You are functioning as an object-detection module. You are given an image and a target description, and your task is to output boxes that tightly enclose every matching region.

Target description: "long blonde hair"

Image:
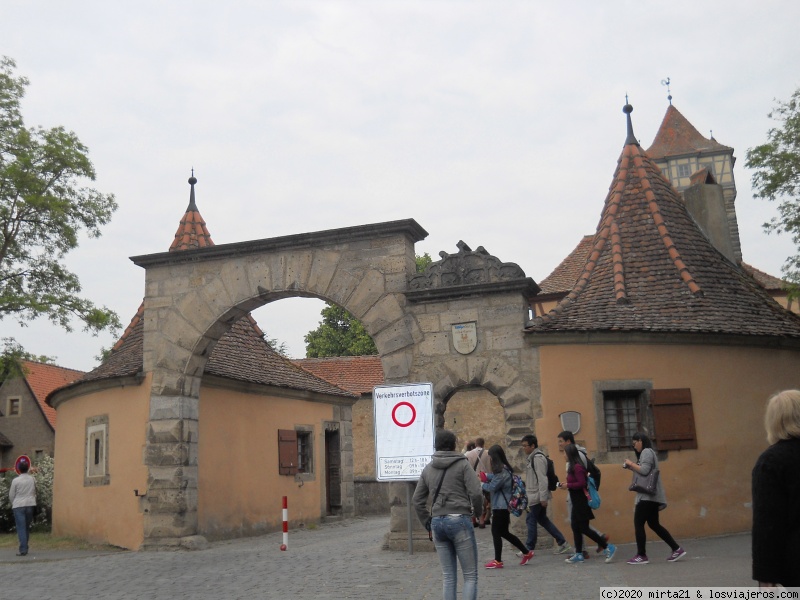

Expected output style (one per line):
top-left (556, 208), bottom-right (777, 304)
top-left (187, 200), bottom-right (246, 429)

top-left (764, 389), bottom-right (800, 445)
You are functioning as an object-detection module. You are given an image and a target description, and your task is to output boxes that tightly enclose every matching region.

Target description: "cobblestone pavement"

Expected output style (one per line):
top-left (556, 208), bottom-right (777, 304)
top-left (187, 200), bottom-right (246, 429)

top-left (0, 516), bottom-right (753, 600)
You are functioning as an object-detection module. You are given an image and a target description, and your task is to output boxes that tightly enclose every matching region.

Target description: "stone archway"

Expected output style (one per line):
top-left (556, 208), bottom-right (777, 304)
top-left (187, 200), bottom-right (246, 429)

top-left (131, 221), bottom-right (539, 547)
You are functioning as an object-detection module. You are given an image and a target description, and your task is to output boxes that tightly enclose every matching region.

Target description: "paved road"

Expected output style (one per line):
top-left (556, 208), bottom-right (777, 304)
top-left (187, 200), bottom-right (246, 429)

top-left (0, 516), bottom-right (754, 600)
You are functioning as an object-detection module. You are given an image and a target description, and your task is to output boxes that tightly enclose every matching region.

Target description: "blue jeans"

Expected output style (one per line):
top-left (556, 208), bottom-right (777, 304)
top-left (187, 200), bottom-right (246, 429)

top-left (13, 506), bottom-right (34, 554)
top-left (432, 514), bottom-right (478, 600)
top-left (526, 502), bottom-right (567, 550)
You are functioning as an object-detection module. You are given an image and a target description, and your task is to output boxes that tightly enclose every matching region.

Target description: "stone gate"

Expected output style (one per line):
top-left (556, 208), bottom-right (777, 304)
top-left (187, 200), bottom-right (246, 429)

top-left (131, 219), bottom-right (540, 547)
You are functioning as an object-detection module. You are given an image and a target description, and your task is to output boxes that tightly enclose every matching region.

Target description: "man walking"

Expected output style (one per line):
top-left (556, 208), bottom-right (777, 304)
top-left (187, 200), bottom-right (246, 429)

top-left (521, 435), bottom-right (571, 556)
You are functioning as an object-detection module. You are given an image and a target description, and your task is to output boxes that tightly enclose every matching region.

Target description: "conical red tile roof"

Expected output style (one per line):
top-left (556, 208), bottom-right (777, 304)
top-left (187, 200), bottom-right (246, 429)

top-left (646, 104), bottom-right (732, 160)
top-left (526, 107), bottom-right (800, 339)
top-left (68, 177), bottom-right (355, 400)
top-left (170, 176), bottom-right (213, 251)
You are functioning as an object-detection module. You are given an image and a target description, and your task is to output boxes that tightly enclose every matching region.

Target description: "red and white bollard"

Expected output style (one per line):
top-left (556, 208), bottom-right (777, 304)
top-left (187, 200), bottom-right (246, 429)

top-left (280, 496), bottom-right (288, 551)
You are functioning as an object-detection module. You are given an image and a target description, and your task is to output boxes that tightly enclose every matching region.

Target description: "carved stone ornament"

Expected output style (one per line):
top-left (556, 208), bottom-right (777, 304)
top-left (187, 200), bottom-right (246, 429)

top-left (408, 241), bottom-right (527, 291)
top-left (452, 322), bottom-right (477, 355)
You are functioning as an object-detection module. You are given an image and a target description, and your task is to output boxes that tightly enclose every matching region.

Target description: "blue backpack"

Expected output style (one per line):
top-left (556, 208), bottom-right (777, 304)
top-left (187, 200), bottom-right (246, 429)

top-left (503, 472), bottom-right (529, 517)
top-left (586, 475), bottom-right (601, 509)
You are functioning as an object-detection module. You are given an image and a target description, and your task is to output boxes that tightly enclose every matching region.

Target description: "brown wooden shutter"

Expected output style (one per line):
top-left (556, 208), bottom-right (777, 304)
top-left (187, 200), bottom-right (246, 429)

top-left (650, 388), bottom-right (697, 450)
top-left (278, 429), bottom-right (298, 475)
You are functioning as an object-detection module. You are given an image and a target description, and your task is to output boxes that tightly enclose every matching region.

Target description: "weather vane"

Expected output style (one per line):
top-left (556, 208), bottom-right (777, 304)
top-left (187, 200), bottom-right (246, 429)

top-left (661, 77), bottom-right (672, 105)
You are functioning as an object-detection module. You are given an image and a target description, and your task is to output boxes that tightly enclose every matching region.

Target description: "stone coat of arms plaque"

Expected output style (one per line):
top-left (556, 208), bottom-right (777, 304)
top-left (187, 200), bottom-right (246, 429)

top-left (452, 322), bottom-right (477, 355)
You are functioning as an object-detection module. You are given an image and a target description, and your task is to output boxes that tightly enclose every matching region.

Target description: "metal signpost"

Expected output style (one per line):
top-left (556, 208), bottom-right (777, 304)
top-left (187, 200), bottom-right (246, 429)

top-left (373, 382), bottom-right (434, 554)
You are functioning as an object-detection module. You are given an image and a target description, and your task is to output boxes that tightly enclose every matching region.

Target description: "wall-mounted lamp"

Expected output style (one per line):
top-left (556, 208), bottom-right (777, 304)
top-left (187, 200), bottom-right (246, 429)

top-left (134, 489), bottom-right (147, 497)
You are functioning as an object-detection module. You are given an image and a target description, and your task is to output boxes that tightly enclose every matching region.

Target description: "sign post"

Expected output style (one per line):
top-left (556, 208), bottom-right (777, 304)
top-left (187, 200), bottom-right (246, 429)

top-left (373, 382), bottom-right (435, 554)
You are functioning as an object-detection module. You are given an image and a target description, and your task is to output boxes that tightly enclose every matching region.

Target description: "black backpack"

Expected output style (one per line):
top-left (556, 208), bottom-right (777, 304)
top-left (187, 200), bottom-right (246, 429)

top-left (580, 450), bottom-right (602, 490)
top-left (545, 455), bottom-right (559, 492)
top-left (534, 451), bottom-right (559, 492)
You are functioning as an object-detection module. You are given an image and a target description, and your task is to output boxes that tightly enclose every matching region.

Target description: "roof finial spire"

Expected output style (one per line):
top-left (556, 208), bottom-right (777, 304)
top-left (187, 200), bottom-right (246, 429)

top-left (623, 99), bottom-right (638, 146)
top-left (188, 168), bottom-right (198, 211)
top-left (661, 77), bottom-right (672, 105)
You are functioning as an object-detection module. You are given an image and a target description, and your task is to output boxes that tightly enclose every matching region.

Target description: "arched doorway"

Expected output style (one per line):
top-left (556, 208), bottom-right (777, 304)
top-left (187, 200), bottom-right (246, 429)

top-left (132, 222), bottom-right (540, 547)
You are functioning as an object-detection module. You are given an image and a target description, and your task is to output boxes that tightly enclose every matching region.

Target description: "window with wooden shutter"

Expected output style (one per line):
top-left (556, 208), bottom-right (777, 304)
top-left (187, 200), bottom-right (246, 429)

top-left (651, 388), bottom-right (697, 450)
top-left (278, 429), bottom-right (298, 475)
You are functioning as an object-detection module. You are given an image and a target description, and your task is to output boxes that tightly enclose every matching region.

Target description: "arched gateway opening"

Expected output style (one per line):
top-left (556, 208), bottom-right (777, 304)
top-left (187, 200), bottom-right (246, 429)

top-left (131, 221), bottom-right (540, 548)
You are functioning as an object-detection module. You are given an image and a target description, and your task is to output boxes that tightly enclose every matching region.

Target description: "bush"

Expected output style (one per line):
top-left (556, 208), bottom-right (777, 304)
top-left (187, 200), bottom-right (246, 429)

top-left (0, 455), bottom-right (54, 533)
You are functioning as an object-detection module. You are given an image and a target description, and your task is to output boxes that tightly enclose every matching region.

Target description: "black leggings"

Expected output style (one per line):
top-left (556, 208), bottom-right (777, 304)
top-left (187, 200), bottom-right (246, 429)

top-left (571, 518), bottom-right (607, 553)
top-left (634, 500), bottom-right (679, 556)
top-left (491, 509), bottom-right (528, 561)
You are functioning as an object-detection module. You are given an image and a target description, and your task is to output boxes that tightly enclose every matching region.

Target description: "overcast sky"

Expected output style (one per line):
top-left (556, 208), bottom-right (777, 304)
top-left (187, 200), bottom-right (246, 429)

top-left (2, 1), bottom-right (799, 371)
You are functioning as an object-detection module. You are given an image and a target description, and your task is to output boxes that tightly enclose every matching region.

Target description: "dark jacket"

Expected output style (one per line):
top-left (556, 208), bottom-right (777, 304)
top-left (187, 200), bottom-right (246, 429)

top-left (752, 437), bottom-right (800, 586)
top-left (413, 451), bottom-right (484, 526)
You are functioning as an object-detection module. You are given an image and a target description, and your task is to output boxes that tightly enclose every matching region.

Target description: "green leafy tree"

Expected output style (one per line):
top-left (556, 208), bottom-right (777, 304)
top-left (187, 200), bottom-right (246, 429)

top-left (303, 254), bottom-right (433, 358)
top-left (265, 335), bottom-right (289, 357)
top-left (304, 304), bottom-right (378, 358)
top-left (0, 337), bottom-right (54, 385)
top-left (0, 56), bottom-right (121, 336)
top-left (416, 252), bottom-right (433, 273)
top-left (745, 88), bottom-right (800, 293)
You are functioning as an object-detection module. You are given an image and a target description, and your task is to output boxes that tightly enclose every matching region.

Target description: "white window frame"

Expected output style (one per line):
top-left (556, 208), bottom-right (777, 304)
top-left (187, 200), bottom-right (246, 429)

top-left (85, 415), bottom-right (110, 486)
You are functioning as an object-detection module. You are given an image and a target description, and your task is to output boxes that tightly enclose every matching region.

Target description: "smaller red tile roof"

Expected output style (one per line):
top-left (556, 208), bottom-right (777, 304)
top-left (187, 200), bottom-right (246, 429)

top-left (646, 105), bottom-right (732, 160)
top-left (169, 178), bottom-right (213, 251)
top-left (741, 262), bottom-right (787, 291)
top-left (21, 361), bottom-right (84, 428)
top-left (294, 356), bottom-right (384, 395)
top-left (537, 235), bottom-right (593, 295)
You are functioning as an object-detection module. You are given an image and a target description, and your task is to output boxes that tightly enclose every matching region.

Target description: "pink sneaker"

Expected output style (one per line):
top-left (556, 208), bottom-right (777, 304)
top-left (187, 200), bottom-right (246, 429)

top-left (485, 559), bottom-right (504, 569)
top-left (667, 548), bottom-right (686, 562)
top-left (519, 550), bottom-right (534, 566)
top-left (626, 554), bottom-right (649, 565)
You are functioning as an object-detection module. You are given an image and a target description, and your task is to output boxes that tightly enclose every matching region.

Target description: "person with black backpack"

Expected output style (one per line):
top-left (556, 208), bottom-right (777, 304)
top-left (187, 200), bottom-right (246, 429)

top-left (556, 430), bottom-right (610, 559)
top-left (521, 434), bottom-right (571, 557)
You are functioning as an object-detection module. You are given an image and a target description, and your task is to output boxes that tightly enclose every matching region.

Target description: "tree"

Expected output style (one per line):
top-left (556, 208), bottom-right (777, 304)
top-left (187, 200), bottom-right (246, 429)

top-left (0, 56), bottom-right (121, 335)
top-left (264, 335), bottom-right (289, 357)
top-left (0, 337), bottom-right (54, 384)
top-left (303, 254), bottom-right (434, 358)
top-left (416, 252), bottom-right (433, 273)
top-left (745, 88), bottom-right (800, 293)
top-left (304, 304), bottom-right (378, 358)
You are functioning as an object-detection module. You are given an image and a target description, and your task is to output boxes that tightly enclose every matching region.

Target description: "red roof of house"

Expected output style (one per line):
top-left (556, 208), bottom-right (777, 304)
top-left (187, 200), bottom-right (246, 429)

top-left (526, 107), bottom-right (800, 339)
top-left (537, 235), bottom-right (593, 295)
top-left (21, 360), bottom-right (84, 428)
top-left (294, 356), bottom-right (384, 395)
top-left (741, 262), bottom-right (787, 291)
top-left (68, 177), bottom-right (355, 401)
top-left (645, 104), bottom-right (732, 160)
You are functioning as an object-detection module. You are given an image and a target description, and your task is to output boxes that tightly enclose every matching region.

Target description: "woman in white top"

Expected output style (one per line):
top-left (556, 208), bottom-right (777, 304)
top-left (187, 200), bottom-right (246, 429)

top-left (9, 459), bottom-right (37, 556)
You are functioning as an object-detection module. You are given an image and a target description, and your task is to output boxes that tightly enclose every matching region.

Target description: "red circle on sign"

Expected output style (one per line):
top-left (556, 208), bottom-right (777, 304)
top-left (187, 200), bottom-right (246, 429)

top-left (15, 455), bottom-right (31, 474)
top-left (391, 402), bottom-right (416, 427)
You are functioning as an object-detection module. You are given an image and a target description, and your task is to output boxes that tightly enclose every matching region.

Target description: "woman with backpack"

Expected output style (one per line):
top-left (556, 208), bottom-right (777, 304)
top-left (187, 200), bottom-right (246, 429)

top-left (559, 443), bottom-right (616, 564)
top-left (479, 444), bottom-right (533, 568)
top-left (623, 432), bottom-right (685, 565)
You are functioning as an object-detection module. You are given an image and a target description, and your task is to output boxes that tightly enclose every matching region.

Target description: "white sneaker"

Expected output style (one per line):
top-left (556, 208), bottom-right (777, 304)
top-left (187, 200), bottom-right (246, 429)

top-left (554, 542), bottom-right (572, 555)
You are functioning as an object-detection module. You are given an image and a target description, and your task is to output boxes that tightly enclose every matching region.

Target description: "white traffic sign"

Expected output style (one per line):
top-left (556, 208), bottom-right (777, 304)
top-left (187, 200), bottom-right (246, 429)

top-left (373, 383), bottom-right (434, 481)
